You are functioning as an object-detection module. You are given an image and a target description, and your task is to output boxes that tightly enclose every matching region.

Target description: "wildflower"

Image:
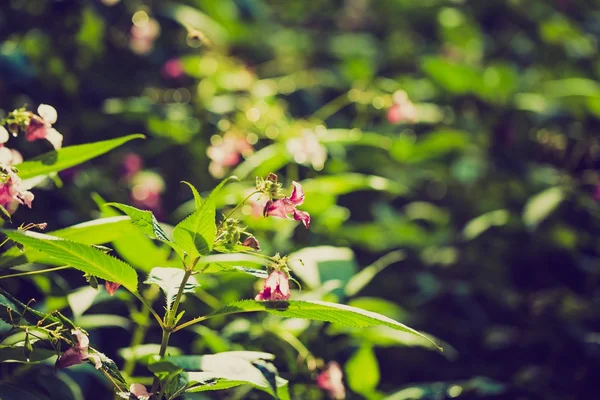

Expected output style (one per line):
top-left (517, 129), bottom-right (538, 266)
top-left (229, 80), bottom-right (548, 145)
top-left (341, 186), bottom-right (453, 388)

top-left (316, 361), bottom-right (346, 400)
top-left (121, 152), bottom-right (143, 181)
top-left (243, 236), bottom-right (260, 250)
top-left (207, 132), bottom-right (254, 178)
top-left (130, 171), bottom-right (165, 216)
top-left (0, 126), bottom-right (22, 166)
top-left (130, 17), bottom-right (160, 55)
top-left (162, 58), bottom-right (185, 79)
top-left (56, 329), bottom-right (102, 370)
top-left (264, 181), bottom-right (310, 228)
top-left (255, 270), bottom-right (290, 301)
top-left (0, 169), bottom-right (34, 210)
top-left (286, 129), bottom-right (327, 171)
top-left (118, 383), bottom-right (153, 400)
top-left (105, 281), bottom-right (121, 296)
top-left (387, 90), bottom-right (417, 125)
top-left (25, 104), bottom-right (63, 149)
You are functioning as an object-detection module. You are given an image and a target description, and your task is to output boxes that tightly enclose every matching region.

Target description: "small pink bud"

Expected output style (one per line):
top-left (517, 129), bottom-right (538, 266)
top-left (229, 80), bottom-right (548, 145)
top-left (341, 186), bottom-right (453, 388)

top-left (105, 281), bottom-right (121, 296)
top-left (243, 236), bottom-right (260, 250)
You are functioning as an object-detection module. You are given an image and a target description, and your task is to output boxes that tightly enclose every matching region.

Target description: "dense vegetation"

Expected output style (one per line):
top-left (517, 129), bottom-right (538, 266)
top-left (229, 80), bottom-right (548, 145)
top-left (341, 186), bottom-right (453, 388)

top-left (1, 0), bottom-right (599, 399)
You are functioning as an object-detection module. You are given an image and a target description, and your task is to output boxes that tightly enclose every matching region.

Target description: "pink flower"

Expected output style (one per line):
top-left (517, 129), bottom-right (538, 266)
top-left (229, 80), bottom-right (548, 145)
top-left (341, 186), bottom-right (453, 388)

top-left (387, 90), bottom-right (417, 125)
top-left (0, 126), bottom-right (23, 166)
top-left (105, 281), bottom-right (121, 296)
top-left (255, 270), bottom-right (290, 301)
top-left (0, 169), bottom-right (34, 211)
top-left (162, 58), bottom-right (185, 79)
top-left (263, 181), bottom-right (310, 228)
top-left (316, 361), bottom-right (346, 400)
top-left (207, 132), bottom-right (254, 178)
top-left (121, 153), bottom-right (143, 181)
top-left (130, 383), bottom-right (152, 399)
top-left (25, 104), bottom-right (63, 149)
top-left (130, 171), bottom-right (165, 216)
top-left (56, 329), bottom-right (102, 370)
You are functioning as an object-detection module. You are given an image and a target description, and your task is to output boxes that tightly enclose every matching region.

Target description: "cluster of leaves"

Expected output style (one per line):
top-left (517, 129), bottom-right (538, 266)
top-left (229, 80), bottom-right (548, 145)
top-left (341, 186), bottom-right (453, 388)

top-left (2, 0), bottom-right (600, 399)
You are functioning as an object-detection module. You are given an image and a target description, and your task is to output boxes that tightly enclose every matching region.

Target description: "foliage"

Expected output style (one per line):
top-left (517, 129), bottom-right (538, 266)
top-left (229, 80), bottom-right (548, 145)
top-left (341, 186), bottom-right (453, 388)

top-left (1, 0), bottom-right (599, 399)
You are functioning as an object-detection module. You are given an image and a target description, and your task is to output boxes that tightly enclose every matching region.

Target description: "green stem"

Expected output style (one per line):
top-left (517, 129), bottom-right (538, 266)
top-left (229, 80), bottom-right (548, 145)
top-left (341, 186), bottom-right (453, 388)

top-left (171, 315), bottom-right (207, 333)
top-left (150, 266), bottom-right (194, 397)
top-left (312, 91), bottom-right (351, 121)
top-left (0, 265), bottom-right (70, 280)
top-left (150, 329), bottom-right (172, 395)
top-left (218, 191), bottom-right (261, 230)
top-left (132, 291), bottom-right (164, 329)
top-left (123, 286), bottom-right (159, 377)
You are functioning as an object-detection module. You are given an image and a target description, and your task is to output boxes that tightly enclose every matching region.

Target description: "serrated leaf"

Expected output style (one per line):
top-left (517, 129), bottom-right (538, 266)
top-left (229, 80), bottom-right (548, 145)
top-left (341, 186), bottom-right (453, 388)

top-left (0, 287), bottom-right (76, 329)
top-left (16, 134), bottom-right (144, 180)
top-left (0, 216), bottom-right (134, 269)
top-left (0, 340), bottom-right (56, 363)
top-left (105, 203), bottom-right (170, 242)
top-left (203, 300), bottom-right (441, 351)
top-left (173, 177), bottom-right (237, 259)
top-left (182, 181), bottom-right (203, 209)
top-left (144, 267), bottom-right (199, 310)
top-left (150, 352), bottom-right (288, 399)
top-left (2, 230), bottom-right (138, 292)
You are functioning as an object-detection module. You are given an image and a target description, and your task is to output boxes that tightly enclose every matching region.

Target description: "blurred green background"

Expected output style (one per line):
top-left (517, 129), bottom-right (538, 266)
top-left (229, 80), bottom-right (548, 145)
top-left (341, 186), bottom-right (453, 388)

top-left (2, 0), bottom-right (600, 399)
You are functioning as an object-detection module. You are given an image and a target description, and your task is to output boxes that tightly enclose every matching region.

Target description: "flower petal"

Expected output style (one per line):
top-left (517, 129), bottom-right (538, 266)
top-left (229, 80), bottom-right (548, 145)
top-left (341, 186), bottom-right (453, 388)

top-left (293, 209), bottom-right (310, 229)
top-left (264, 199), bottom-right (292, 219)
top-left (38, 104), bottom-right (58, 124)
top-left (55, 346), bottom-right (86, 369)
top-left (45, 128), bottom-right (63, 150)
top-left (130, 383), bottom-right (152, 399)
top-left (0, 126), bottom-right (9, 144)
top-left (289, 181), bottom-right (305, 205)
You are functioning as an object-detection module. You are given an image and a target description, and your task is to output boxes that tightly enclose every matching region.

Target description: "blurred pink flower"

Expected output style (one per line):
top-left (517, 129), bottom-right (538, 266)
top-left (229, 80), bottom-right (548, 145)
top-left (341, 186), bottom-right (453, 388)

top-left (263, 181), bottom-right (310, 228)
top-left (255, 270), bottom-right (290, 301)
top-left (25, 104), bottom-right (63, 149)
top-left (130, 18), bottom-right (160, 55)
top-left (387, 91), bottom-right (417, 125)
top-left (121, 153), bottom-right (143, 181)
top-left (286, 130), bottom-right (327, 170)
top-left (56, 329), bottom-right (101, 370)
top-left (594, 185), bottom-right (600, 202)
top-left (162, 58), bottom-right (185, 79)
top-left (0, 169), bottom-right (34, 211)
top-left (207, 132), bottom-right (254, 178)
top-left (130, 171), bottom-right (165, 216)
top-left (105, 281), bottom-right (120, 296)
top-left (316, 361), bottom-right (346, 399)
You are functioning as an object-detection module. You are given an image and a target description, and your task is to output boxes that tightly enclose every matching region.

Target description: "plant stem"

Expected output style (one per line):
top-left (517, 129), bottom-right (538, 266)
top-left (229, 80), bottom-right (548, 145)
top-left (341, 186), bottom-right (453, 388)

top-left (217, 190), bottom-right (261, 231)
top-left (132, 291), bottom-right (164, 329)
top-left (171, 315), bottom-right (208, 333)
top-left (150, 329), bottom-right (172, 395)
top-left (0, 265), bottom-right (70, 280)
top-left (123, 286), bottom-right (159, 377)
top-left (312, 91), bottom-right (351, 121)
top-left (150, 266), bottom-right (194, 396)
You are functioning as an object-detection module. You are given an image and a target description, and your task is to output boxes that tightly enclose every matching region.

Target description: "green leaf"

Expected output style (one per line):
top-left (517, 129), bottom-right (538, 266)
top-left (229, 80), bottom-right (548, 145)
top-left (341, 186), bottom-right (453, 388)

top-left (182, 181), bottom-right (203, 209)
top-left (194, 253), bottom-right (268, 276)
top-left (0, 340), bottom-right (56, 363)
top-left (93, 194), bottom-right (174, 272)
top-left (0, 216), bottom-right (134, 269)
top-left (173, 177), bottom-right (237, 259)
top-left (0, 383), bottom-right (51, 400)
top-left (150, 352), bottom-right (288, 399)
top-left (145, 267), bottom-right (200, 310)
top-left (345, 251), bottom-right (405, 297)
top-left (289, 247), bottom-right (358, 296)
top-left (345, 344), bottom-right (380, 396)
top-left (522, 187), bottom-right (565, 229)
top-left (105, 202), bottom-right (184, 259)
top-left (2, 230), bottom-right (138, 292)
top-left (202, 300), bottom-right (441, 350)
top-left (16, 134), bottom-right (144, 180)
top-left (0, 287), bottom-right (76, 329)
top-left (118, 344), bottom-right (182, 365)
top-left (462, 210), bottom-right (510, 240)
